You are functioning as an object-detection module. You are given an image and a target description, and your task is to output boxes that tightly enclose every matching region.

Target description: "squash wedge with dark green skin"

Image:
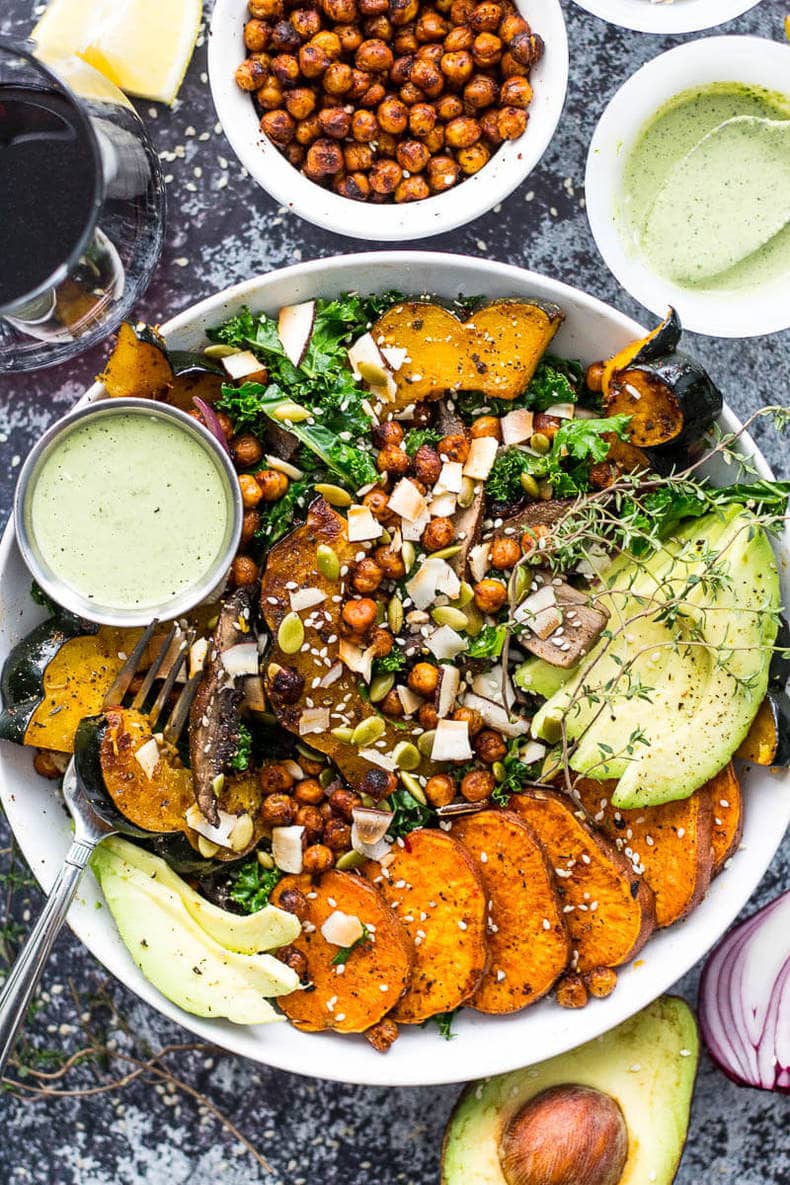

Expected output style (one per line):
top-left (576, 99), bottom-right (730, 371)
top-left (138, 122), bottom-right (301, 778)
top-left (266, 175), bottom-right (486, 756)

top-left (99, 321), bottom-right (225, 409)
top-left (0, 614), bottom-right (89, 746)
top-left (600, 307), bottom-right (682, 394)
top-left (735, 617), bottom-right (790, 767)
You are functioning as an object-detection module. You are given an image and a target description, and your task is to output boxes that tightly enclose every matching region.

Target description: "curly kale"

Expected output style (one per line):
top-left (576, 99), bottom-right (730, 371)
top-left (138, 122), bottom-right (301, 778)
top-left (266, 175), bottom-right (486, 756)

top-left (403, 427), bottom-right (441, 457)
top-left (457, 355), bottom-right (587, 420)
top-left (227, 858), bottom-right (282, 913)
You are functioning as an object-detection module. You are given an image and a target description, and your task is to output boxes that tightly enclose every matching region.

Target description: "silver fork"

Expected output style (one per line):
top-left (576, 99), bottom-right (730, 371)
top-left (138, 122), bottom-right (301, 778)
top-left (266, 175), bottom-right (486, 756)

top-left (0, 619), bottom-right (202, 1074)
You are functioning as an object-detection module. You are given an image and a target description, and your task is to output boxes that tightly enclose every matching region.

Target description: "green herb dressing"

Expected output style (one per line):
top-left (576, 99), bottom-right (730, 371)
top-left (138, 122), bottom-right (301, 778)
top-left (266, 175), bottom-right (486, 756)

top-left (621, 82), bottom-right (790, 291)
top-left (30, 412), bottom-right (230, 610)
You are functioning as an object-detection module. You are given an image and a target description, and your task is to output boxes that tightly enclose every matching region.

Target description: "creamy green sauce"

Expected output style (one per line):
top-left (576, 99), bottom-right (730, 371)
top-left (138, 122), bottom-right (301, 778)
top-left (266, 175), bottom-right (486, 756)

top-left (30, 412), bottom-right (231, 610)
top-left (621, 82), bottom-right (790, 292)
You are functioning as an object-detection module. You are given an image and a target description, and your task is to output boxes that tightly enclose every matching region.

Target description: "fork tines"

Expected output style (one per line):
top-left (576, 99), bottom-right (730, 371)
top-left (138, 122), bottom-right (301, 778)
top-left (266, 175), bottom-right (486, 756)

top-left (102, 619), bottom-right (201, 746)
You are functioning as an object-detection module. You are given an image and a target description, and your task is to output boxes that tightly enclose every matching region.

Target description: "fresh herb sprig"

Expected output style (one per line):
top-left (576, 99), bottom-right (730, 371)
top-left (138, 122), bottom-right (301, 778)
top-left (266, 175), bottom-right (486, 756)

top-left (230, 723), bottom-right (253, 772)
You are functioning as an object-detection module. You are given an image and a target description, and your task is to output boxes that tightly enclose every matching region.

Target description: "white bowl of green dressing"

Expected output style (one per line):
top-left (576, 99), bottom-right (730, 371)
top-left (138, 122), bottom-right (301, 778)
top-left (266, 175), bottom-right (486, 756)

top-left (572, 0), bottom-right (762, 36)
top-left (14, 399), bottom-right (243, 626)
top-left (585, 36), bottom-right (790, 337)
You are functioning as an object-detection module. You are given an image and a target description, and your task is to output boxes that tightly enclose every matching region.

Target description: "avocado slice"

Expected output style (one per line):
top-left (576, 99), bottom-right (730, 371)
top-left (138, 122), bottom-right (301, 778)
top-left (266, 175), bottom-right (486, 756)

top-left (532, 508), bottom-right (779, 807)
top-left (441, 996), bottom-right (698, 1185)
top-left (92, 841), bottom-right (300, 1024)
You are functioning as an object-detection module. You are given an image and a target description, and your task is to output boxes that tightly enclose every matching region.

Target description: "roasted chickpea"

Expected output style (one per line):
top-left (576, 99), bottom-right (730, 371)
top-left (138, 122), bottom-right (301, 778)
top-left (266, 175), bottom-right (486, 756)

top-left (238, 473), bottom-right (264, 507)
top-left (262, 792), bottom-right (297, 826)
top-left (277, 886), bottom-right (308, 919)
top-left (469, 415), bottom-right (499, 441)
top-left (216, 410), bottom-right (234, 438)
top-left (436, 93), bottom-right (463, 121)
top-left (235, 57), bottom-right (269, 90)
top-left (259, 762), bottom-right (296, 796)
top-left (490, 535), bottom-right (521, 570)
top-left (271, 19), bottom-right (301, 51)
top-left (427, 153), bottom-right (459, 191)
top-left (446, 115), bottom-right (482, 150)
top-left (364, 13), bottom-right (393, 37)
top-left (452, 706), bottom-right (485, 736)
top-left (302, 843), bottom-right (334, 875)
top-left (33, 749), bottom-right (65, 779)
top-left (373, 545), bottom-right (407, 578)
top-left (371, 419), bottom-right (405, 447)
top-left (510, 30), bottom-right (544, 67)
top-left (418, 702), bottom-right (439, 729)
top-left (463, 73), bottom-right (497, 108)
top-left (346, 66), bottom-right (373, 99)
top-left (318, 106), bottom-right (353, 138)
top-left (262, 107), bottom-right (297, 144)
top-left (585, 360), bottom-right (605, 393)
top-left (294, 777), bottom-right (325, 804)
top-left (500, 49), bottom-right (528, 78)
top-left (520, 522), bottom-right (551, 555)
top-left (499, 11), bottom-right (528, 41)
top-left (277, 944), bottom-right (309, 981)
top-left (271, 52), bottom-right (300, 85)
top-left (341, 597), bottom-right (378, 633)
top-left (399, 80), bottom-right (426, 105)
top-left (291, 8), bottom-right (322, 38)
top-left (376, 442), bottom-right (410, 474)
top-left (351, 557), bottom-right (384, 593)
top-left (533, 411), bottom-right (561, 440)
top-left (344, 141), bottom-right (374, 170)
top-left (253, 467), bottom-right (289, 501)
top-left (457, 140), bottom-right (490, 174)
top-left (359, 0), bottom-right (388, 11)
top-left (389, 0), bottom-right (419, 24)
top-left (295, 803), bottom-right (325, 843)
top-left (322, 0), bottom-right (358, 19)
top-left (473, 728), bottom-right (507, 763)
top-left (422, 515), bottom-right (453, 551)
top-left (249, 0), bottom-right (283, 17)
top-left (393, 23), bottom-right (418, 51)
top-left (363, 488), bottom-right (395, 523)
top-left (556, 973), bottom-right (589, 1010)
top-left (497, 104), bottom-right (527, 140)
top-left (359, 80), bottom-right (387, 107)
top-left (396, 138), bottom-right (430, 172)
top-left (284, 140), bottom-right (305, 165)
top-left (586, 966), bottom-right (618, 999)
top-left (460, 769), bottom-right (495, 802)
top-left (437, 431), bottom-right (470, 462)
top-left (408, 661), bottom-right (440, 696)
top-left (378, 96), bottom-right (409, 133)
top-left (500, 74), bottom-right (532, 108)
top-left (479, 106), bottom-right (503, 144)
top-left (269, 663), bottom-right (305, 705)
top-left (424, 773), bottom-right (456, 806)
top-left (351, 108), bottom-right (379, 141)
top-left (472, 32), bottom-right (502, 67)
top-left (474, 577), bottom-right (507, 613)
top-left (328, 786), bottom-right (363, 820)
top-left (295, 113), bottom-right (321, 143)
top-left (244, 19), bottom-right (272, 51)
top-left (380, 688), bottom-right (405, 717)
top-left (407, 101), bottom-right (436, 136)
top-left (299, 42), bottom-right (331, 77)
top-left (284, 86), bottom-right (317, 118)
top-left (416, 9), bottom-right (448, 40)
top-left (410, 57), bottom-right (443, 96)
top-left (321, 61), bottom-right (353, 95)
top-left (417, 42), bottom-right (444, 65)
top-left (450, 0), bottom-right (475, 21)
top-left (336, 22), bottom-right (364, 52)
top-left (335, 172), bottom-right (371, 200)
top-left (390, 53), bottom-right (415, 85)
top-left (471, 1), bottom-right (502, 30)
top-left (440, 49), bottom-right (473, 85)
top-left (360, 767), bottom-right (398, 801)
top-left (305, 137), bottom-right (344, 176)
top-left (369, 625), bottom-right (394, 657)
top-left (230, 554), bottom-right (259, 587)
top-left (323, 817), bottom-right (352, 851)
top-left (313, 29), bottom-right (343, 57)
top-left (413, 443), bottom-right (443, 484)
top-left (355, 37), bottom-right (394, 71)
top-left (241, 507), bottom-right (261, 545)
top-left (230, 433), bottom-right (265, 469)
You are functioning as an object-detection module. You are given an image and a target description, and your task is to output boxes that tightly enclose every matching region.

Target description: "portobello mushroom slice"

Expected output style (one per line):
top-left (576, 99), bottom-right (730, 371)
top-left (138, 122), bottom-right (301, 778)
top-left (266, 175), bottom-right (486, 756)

top-left (517, 579), bottom-right (610, 669)
top-left (189, 584), bottom-right (259, 825)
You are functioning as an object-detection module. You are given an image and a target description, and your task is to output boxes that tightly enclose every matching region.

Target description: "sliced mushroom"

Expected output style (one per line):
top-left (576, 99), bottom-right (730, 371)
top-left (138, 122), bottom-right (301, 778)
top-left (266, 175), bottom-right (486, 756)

top-left (520, 578), bottom-right (609, 668)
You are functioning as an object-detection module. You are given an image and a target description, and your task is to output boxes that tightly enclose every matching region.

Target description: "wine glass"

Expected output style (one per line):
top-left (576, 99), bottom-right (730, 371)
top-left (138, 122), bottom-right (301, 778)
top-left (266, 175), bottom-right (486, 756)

top-left (0, 39), bottom-right (165, 372)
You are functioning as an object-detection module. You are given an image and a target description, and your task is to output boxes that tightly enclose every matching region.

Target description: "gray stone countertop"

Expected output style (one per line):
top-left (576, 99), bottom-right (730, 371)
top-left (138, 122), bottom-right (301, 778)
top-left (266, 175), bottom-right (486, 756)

top-left (0, 1), bottom-right (788, 1182)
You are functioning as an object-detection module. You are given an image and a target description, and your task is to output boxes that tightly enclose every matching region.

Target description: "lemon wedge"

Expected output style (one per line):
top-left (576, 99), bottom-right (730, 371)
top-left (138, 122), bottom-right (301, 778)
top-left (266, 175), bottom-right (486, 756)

top-left (33, 0), bottom-right (202, 105)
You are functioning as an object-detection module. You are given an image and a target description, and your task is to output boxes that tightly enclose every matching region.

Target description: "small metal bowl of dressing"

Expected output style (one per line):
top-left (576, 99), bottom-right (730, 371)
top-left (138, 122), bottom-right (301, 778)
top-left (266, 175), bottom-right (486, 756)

top-left (14, 398), bottom-right (243, 626)
top-left (585, 36), bottom-right (790, 338)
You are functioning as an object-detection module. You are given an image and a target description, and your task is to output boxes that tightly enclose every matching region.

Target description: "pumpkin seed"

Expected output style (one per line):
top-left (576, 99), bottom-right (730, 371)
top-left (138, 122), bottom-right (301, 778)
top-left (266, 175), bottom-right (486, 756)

top-left (351, 716), bottom-right (386, 747)
top-left (331, 726), bottom-right (354, 743)
top-left (399, 771), bottom-right (427, 803)
top-left (319, 767), bottom-right (336, 788)
top-left (316, 543), bottom-right (340, 582)
top-left (314, 483), bottom-right (352, 507)
top-left (519, 472), bottom-right (541, 498)
top-left (387, 594), bottom-right (404, 634)
top-left (335, 850), bottom-right (366, 870)
top-left (464, 604), bottom-right (484, 637)
top-left (417, 729), bottom-right (436, 757)
top-left (370, 672), bottom-right (395, 703)
top-left (538, 480), bottom-right (554, 501)
top-left (203, 343), bottom-right (239, 359)
top-left (458, 476), bottom-right (477, 508)
top-left (429, 544), bottom-right (463, 561)
top-left (277, 611), bottom-right (304, 654)
top-left (256, 849), bottom-right (275, 869)
top-left (492, 761), bottom-right (507, 783)
top-left (392, 741), bottom-right (420, 771)
top-left (295, 741), bottom-right (324, 763)
top-left (454, 581), bottom-right (474, 608)
top-left (376, 600), bottom-right (386, 625)
top-left (401, 540), bottom-right (416, 573)
top-left (530, 432), bottom-right (551, 454)
top-left (197, 835), bottom-right (220, 858)
top-left (513, 565), bottom-right (530, 602)
top-left (272, 401), bottom-right (312, 423)
top-left (360, 793), bottom-right (378, 808)
top-left (379, 527), bottom-right (392, 545)
top-left (431, 606), bottom-right (468, 630)
top-left (540, 711), bottom-right (563, 745)
top-left (228, 811), bottom-right (254, 852)
top-left (212, 773), bottom-right (225, 796)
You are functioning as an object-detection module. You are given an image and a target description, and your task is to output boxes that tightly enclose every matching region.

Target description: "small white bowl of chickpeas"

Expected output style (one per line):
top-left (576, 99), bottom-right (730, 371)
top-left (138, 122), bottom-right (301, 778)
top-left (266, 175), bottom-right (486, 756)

top-left (208, 0), bottom-right (568, 239)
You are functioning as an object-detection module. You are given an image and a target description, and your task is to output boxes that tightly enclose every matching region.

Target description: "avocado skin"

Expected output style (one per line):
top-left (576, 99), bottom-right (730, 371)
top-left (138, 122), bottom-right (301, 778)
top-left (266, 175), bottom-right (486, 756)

top-left (441, 996), bottom-right (699, 1185)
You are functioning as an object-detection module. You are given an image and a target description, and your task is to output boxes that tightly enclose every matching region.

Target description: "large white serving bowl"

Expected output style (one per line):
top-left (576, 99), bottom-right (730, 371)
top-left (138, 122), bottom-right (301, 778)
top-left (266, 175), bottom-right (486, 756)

top-left (1, 252), bottom-right (788, 1087)
top-left (208, 0), bottom-right (568, 240)
top-left (571, 0), bottom-right (761, 36)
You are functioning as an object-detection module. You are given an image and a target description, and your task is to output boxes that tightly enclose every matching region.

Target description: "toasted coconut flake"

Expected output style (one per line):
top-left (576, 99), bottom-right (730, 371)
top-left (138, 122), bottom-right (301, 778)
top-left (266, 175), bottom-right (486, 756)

top-left (265, 453), bottom-right (304, 480)
top-left (380, 345), bottom-right (408, 371)
top-left (272, 825), bottom-right (305, 873)
top-left (351, 822), bottom-right (392, 862)
top-left (436, 460), bottom-right (464, 494)
top-left (469, 542), bottom-right (492, 584)
top-left (189, 637), bottom-right (209, 678)
top-left (462, 436), bottom-right (498, 481)
top-left (401, 509), bottom-right (431, 541)
top-left (358, 748), bottom-right (397, 771)
top-left (299, 707), bottom-right (331, 735)
top-left (242, 674), bottom-right (267, 712)
top-left (437, 664), bottom-right (461, 718)
top-left (426, 625), bottom-right (467, 661)
top-left (278, 300), bottom-right (316, 366)
top-left (289, 587), bottom-right (326, 612)
top-left (429, 490), bottom-right (458, 518)
top-left (186, 802), bottom-right (236, 848)
top-left (462, 691), bottom-right (529, 738)
top-left (519, 739), bottom-right (547, 764)
top-left (501, 408), bottom-right (535, 446)
top-left (221, 350), bottom-right (265, 380)
top-left (221, 642), bottom-right (260, 679)
top-left (320, 662), bottom-right (343, 688)
top-left (388, 478), bottom-right (428, 523)
top-left (321, 909), bottom-right (365, 947)
top-left (431, 718), bottom-right (473, 761)
top-left (352, 806), bottom-right (392, 845)
top-left (396, 685), bottom-right (424, 715)
top-left (347, 505), bottom-right (384, 542)
top-left (544, 401), bottom-right (575, 419)
top-left (133, 736), bottom-right (160, 781)
top-left (515, 586), bottom-right (562, 639)
top-left (339, 638), bottom-right (375, 684)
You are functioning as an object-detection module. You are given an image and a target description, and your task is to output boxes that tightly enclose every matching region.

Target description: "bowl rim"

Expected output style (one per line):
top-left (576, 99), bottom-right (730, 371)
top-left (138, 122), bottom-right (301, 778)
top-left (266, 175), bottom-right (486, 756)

top-left (584, 35), bottom-right (790, 338)
top-left (1, 250), bottom-right (788, 1086)
top-left (570, 0), bottom-right (762, 35)
top-left (206, 0), bottom-right (569, 241)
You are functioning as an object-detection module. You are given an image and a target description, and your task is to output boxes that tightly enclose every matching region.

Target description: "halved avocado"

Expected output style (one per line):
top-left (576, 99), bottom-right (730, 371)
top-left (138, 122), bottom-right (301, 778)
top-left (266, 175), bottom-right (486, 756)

top-left (441, 996), bottom-right (698, 1185)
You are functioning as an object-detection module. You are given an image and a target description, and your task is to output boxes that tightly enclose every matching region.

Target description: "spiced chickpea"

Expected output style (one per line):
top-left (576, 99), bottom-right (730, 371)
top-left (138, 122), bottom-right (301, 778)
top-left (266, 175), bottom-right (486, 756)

top-left (262, 793), bottom-right (297, 826)
top-left (500, 49), bottom-right (528, 78)
top-left (461, 769), bottom-right (495, 802)
top-left (378, 96), bottom-right (409, 133)
top-left (586, 966), bottom-right (618, 999)
top-left (556, 973), bottom-right (588, 1010)
top-left (271, 53), bottom-right (300, 85)
top-left (472, 32), bottom-right (501, 67)
top-left (490, 535), bottom-right (521, 570)
top-left (521, 522), bottom-right (550, 555)
top-left (359, 0), bottom-right (387, 11)
top-left (299, 42), bottom-right (331, 77)
top-left (295, 803), bottom-right (324, 843)
top-left (463, 73), bottom-right (497, 108)
top-left (391, 54), bottom-right (415, 85)
top-left (277, 888), bottom-right (308, 920)
top-left (323, 817), bottom-right (352, 851)
top-left (373, 545), bottom-right (407, 578)
top-left (427, 153), bottom-right (459, 191)
top-left (244, 19), bottom-right (272, 51)
top-left (268, 661), bottom-right (305, 709)
top-left (499, 11), bottom-right (528, 41)
top-left (328, 787), bottom-right (362, 820)
top-left (216, 411), bottom-right (234, 438)
top-left (322, 0), bottom-right (357, 19)
top-left (336, 22), bottom-right (364, 52)
top-left (452, 706), bottom-right (484, 737)
top-left (376, 442), bottom-right (410, 474)
top-left (500, 74), bottom-right (532, 108)
top-left (305, 137), bottom-right (344, 176)
top-left (474, 577), bottom-right (507, 613)
top-left (474, 728), bottom-right (507, 763)
top-left (255, 467), bottom-right (290, 501)
top-left (417, 43), bottom-right (444, 67)
top-left (470, 1), bottom-right (501, 31)
top-left (356, 38), bottom-right (393, 71)
top-left (480, 107), bottom-right (503, 144)
top-left (394, 26), bottom-right (419, 53)
top-left (377, 131), bottom-right (400, 156)
top-left (318, 106), bottom-right (352, 137)
top-left (533, 411), bottom-right (561, 438)
top-left (351, 108), bottom-right (379, 141)
top-left (271, 20), bottom-right (301, 51)
top-left (230, 433), bottom-right (264, 468)
top-left (249, 0), bottom-right (283, 17)
top-left (346, 67), bottom-right (372, 99)
top-left (294, 777), bottom-right (325, 804)
top-left (436, 92), bottom-right (463, 120)
top-left (303, 844), bottom-right (334, 875)
top-left (437, 431), bottom-right (470, 462)
top-left (351, 557), bottom-right (384, 594)
top-left (389, 0), bottom-right (419, 24)
top-left (417, 702), bottom-right (439, 729)
top-left (344, 141), bottom-right (373, 170)
top-left (236, 57), bottom-right (269, 90)
top-left (261, 107), bottom-right (296, 145)
top-left (322, 61), bottom-right (353, 94)
top-left (380, 688), bottom-right (405, 717)
top-left (238, 473), bottom-right (264, 508)
top-left (369, 626), bottom-right (394, 657)
top-left (413, 443), bottom-right (442, 484)
top-left (585, 360), bottom-right (605, 392)
top-left (363, 488), bottom-right (395, 523)
top-left (408, 101), bottom-right (436, 135)
top-left (470, 414), bottom-right (500, 440)
top-left (399, 81), bottom-right (426, 105)
top-left (291, 8), bottom-right (322, 38)
top-left (396, 138), bottom-right (430, 172)
top-left (341, 597), bottom-right (378, 633)
top-left (408, 661), bottom-right (440, 696)
top-left (295, 113), bottom-right (321, 143)
top-left (449, 0), bottom-right (475, 21)
top-left (313, 29), bottom-right (343, 57)
top-left (422, 515), bottom-right (454, 551)
top-left (284, 85), bottom-right (317, 118)
top-left (410, 58), bottom-right (444, 97)
top-left (359, 80), bottom-right (386, 107)
top-left (360, 767), bottom-right (398, 801)
top-left (278, 945), bottom-right (309, 981)
top-left (445, 114), bottom-right (480, 148)
top-left (440, 49), bottom-right (473, 85)
top-left (33, 750), bottom-right (64, 779)
top-left (364, 14), bottom-right (393, 37)
top-left (497, 104), bottom-right (527, 140)
top-left (510, 31), bottom-right (544, 67)
top-left (416, 9), bottom-right (448, 40)
top-left (335, 172), bottom-right (371, 200)
top-left (259, 762), bottom-right (296, 796)
top-left (240, 508), bottom-right (261, 546)
top-left (457, 140), bottom-right (490, 174)
top-left (230, 555), bottom-right (259, 587)
top-left (424, 773), bottom-right (456, 807)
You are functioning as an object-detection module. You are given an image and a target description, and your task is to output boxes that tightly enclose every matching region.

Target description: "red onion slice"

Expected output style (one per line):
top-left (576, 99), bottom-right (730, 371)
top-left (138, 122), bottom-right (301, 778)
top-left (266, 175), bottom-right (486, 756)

top-left (699, 889), bottom-right (790, 1093)
top-left (193, 396), bottom-right (231, 455)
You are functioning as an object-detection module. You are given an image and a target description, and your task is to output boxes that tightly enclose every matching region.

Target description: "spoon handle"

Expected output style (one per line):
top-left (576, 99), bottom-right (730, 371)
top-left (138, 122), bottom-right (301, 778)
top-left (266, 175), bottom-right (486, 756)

top-left (0, 837), bottom-right (97, 1075)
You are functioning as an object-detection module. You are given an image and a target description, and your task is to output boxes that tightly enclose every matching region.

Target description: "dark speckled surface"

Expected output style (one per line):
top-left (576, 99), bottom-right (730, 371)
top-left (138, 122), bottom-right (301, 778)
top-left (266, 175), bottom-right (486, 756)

top-left (1, 1), bottom-right (788, 1182)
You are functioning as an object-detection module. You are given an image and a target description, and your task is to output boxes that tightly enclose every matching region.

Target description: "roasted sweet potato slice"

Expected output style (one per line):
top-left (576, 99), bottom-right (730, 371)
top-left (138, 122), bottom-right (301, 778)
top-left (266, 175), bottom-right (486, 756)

top-left (372, 299), bottom-right (563, 405)
top-left (574, 779), bottom-right (714, 928)
top-left (509, 790), bottom-right (655, 974)
top-left (705, 763), bottom-right (743, 874)
top-left (260, 497), bottom-right (435, 791)
top-left (450, 811), bottom-right (570, 1013)
top-left (270, 871), bottom-right (412, 1033)
top-left (361, 829), bottom-right (488, 1023)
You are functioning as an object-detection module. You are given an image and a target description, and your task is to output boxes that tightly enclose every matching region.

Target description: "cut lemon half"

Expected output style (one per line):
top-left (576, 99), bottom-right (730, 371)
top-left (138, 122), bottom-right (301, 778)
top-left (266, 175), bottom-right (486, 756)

top-left (33, 0), bottom-right (202, 105)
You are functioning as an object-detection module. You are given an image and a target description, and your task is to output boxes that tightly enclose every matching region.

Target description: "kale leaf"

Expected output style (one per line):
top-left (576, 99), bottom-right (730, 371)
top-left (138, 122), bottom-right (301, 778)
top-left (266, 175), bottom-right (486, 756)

top-left (227, 858), bottom-right (282, 913)
top-left (374, 650), bottom-right (407, 674)
top-left (403, 427), bottom-right (441, 457)
top-left (386, 788), bottom-right (436, 838)
top-left (230, 723), bottom-right (252, 772)
top-left (457, 355), bottom-right (586, 419)
top-left (465, 624), bottom-right (507, 659)
top-left (255, 476), bottom-right (313, 547)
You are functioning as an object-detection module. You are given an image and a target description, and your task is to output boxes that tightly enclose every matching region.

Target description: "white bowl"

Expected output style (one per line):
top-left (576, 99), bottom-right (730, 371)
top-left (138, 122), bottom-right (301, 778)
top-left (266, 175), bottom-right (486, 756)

top-left (571, 0), bottom-right (761, 35)
top-left (1, 252), bottom-right (788, 1086)
top-left (585, 36), bottom-right (790, 338)
top-left (207, 0), bottom-right (568, 240)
